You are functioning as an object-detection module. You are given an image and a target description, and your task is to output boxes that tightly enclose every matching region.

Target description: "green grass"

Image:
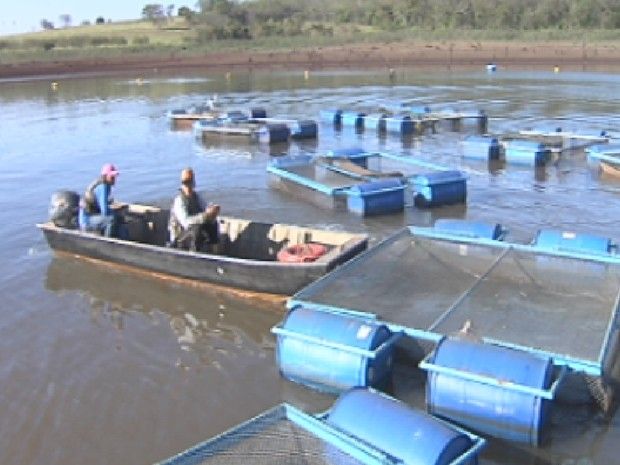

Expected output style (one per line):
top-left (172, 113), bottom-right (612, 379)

top-left (2, 19), bottom-right (620, 66)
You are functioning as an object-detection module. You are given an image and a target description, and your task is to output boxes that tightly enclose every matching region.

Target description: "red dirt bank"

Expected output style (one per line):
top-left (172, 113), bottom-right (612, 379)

top-left (1, 40), bottom-right (619, 79)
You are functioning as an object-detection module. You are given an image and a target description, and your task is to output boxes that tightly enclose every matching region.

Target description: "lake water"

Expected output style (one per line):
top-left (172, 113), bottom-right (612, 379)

top-left (1, 67), bottom-right (620, 465)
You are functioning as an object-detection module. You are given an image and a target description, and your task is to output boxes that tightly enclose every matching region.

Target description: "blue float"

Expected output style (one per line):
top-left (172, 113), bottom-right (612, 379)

top-left (320, 109), bottom-right (343, 125)
top-left (249, 107), bottom-right (267, 119)
top-left (341, 111), bottom-right (366, 128)
top-left (423, 337), bottom-right (554, 445)
top-left (412, 171), bottom-right (467, 208)
top-left (347, 178), bottom-right (406, 216)
top-left (364, 113), bottom-right (388, 132)
top-left (327, 388), bottom-right (481, 465)
top-left (462, 135), bottom-right (501, 160)
top-left (433, 219), bottom-right (505, 240)
top-left (288, 120), bottom-right (318, 139)
top-left (533, 229), bottom-right (613, 256)
top-left (273, 307), bottom-right (398, 392)
top-left (385, 114), bottom-right (415, 134)
top-left (257, 123), bottom-right (291, 144)
top-left (503, 140), bottom-right (551, 166)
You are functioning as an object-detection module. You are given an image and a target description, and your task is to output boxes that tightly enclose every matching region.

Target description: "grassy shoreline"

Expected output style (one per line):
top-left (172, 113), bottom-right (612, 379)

top-left (2, 22), bottom-right (620, 78)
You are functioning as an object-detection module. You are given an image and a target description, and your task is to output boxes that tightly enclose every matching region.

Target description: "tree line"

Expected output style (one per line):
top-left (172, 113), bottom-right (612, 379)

top-left (170, 0), bottom-right (620, 40)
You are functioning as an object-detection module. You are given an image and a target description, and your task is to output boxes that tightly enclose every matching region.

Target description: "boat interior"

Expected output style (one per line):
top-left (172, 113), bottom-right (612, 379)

top-left (113, 204), bottom-right (364, 262)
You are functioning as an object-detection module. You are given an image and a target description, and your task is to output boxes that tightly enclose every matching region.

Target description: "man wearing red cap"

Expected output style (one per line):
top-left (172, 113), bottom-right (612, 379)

top-left (168, 167), bottom-right (220, 251)
top-left (78, 163), bottom-right (124, 237)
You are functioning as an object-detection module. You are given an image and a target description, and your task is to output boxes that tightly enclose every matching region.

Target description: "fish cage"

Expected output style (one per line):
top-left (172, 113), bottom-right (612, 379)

top-left (290, 226), bottom-right (620, 444)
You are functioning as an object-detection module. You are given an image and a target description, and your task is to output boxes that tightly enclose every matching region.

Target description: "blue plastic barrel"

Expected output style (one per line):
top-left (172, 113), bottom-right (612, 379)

top-left (275, 307), bottom-right (395, 392)
top-left (426, 338), bottom-right (553, 445)
top-left (320, 109), bottom-right (343, 125)
top-left (288, 120), bottom-right (318, 139)
top-left (328, 389), bottom-right (476, 465)
top-left (347, 178), bottom-right (405, 216)
top-left (258, 123), bottom-right (291, 144)
top-left (433, 219), bottom-right (504, 240)
top-left (533, 229), bottom-right (612, 256)
top-left (385, 115), bottom-right (415, 134)
top-left (341, 111), bottom-right (366, 128)
top-left (364, 113), bottom-right (387, 132)
top-left (503, 140), bottom-right (550, 166)
top-left (462, 135), bottom-right (500, 160)
top-left (249, 107), bottom-right (267, 119)
top-left (412, 171), bottom-right (467, 208)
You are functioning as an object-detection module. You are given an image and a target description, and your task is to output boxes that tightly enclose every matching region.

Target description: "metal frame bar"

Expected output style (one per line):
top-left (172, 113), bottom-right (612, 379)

top-left (272, 323), bottom-right (402, 359)
top-left (267, 165), bottom-right (349, 195)
top-left (419, 352), bottom-right (567, 400)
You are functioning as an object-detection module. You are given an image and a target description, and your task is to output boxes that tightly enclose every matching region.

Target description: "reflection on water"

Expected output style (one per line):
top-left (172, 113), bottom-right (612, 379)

top-left (2, 67), bottom-right (620, 465)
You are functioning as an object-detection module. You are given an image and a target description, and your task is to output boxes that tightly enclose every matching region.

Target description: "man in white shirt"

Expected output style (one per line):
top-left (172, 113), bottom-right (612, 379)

top-left (168, 167), bottom-right (220, 251)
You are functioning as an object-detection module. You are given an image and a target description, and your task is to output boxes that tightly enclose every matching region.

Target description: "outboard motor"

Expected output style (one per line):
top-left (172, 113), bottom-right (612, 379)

top-left (49, 190), bottom-right (80, 228)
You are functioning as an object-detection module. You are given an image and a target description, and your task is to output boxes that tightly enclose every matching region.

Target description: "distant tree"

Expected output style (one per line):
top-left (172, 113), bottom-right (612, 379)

top-left (167, 4), bottom-right (175, 17)
top-left (178, 6), bottom-right (194, 21)
top-left (40, 19), bottom-right (54, 30)
top-left (95, 16), bottom-right (105, 24)
top-left (59, 14), bottom-right (72, 28)
top-left (142, 4), bottom-right (165, 23)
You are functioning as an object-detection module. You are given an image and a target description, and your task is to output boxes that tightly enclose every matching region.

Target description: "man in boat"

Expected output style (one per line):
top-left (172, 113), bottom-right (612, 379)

top-left (168, 168), bottom-right (220, 252)
top-left (78, 163), bottom-right (126, 238)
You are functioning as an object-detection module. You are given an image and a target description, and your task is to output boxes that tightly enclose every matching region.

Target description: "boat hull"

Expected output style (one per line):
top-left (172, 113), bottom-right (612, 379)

top-left (37, 214), bottom-right (367, 295)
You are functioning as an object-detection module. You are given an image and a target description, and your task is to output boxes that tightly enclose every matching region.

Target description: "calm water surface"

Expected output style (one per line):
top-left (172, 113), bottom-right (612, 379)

top-left (1, 67), bottom-right (620, 465)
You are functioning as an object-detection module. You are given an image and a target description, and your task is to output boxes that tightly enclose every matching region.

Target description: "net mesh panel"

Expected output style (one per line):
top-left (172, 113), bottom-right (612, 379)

top-left (296, 231), bottom-right (620, 365)
top-left (432, 248), bottom-right (620, 363)
top-left (295, 232), bottom-right (503, 329)
top-left (161, 407), bottom-right (372, 465)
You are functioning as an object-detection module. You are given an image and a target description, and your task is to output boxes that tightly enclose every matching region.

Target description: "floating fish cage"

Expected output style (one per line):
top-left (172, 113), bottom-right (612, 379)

top-left (273, 306), bottom-right (400, 392)
top-left (193, 120), bottom-right (291, 144)
top-left (290, 226), bottom-right (620, 444)
top-left (461, 135), bottom-right (501, 161)
top-left (320, 150), bottom-right (468, 209)
top-left (168, 106), bottom-right (267, 129)
top-left (267, 156), bottom-right (406, 216)
top-left (502, 140), bottom-right (552, 166)
top-left (155, 389), bottom-right (485, 465)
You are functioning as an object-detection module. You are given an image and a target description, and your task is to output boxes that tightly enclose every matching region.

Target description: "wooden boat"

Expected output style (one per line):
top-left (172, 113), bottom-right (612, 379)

top-left (37, 203), bottom-right (368, 296)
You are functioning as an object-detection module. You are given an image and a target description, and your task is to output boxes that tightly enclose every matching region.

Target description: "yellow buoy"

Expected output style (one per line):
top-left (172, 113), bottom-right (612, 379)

top-left (304, 70), bottom-right (309, 80)
top-left (554, 65), bottom-right (560, 73)
top-left (50, 81), bottom-right (58, 90)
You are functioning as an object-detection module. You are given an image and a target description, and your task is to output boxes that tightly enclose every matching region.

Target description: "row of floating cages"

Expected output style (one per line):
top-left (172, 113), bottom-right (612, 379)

top-left (192, 115), bottom-right (318, 145)
top-left (267, 149), bottom-right (467, 216)
top-left (320, 107), bottom-right (488, 135)
top-left (155, 388), bottom-right (485, 465)
top-left (273, 220), bottom-right (620, 446)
